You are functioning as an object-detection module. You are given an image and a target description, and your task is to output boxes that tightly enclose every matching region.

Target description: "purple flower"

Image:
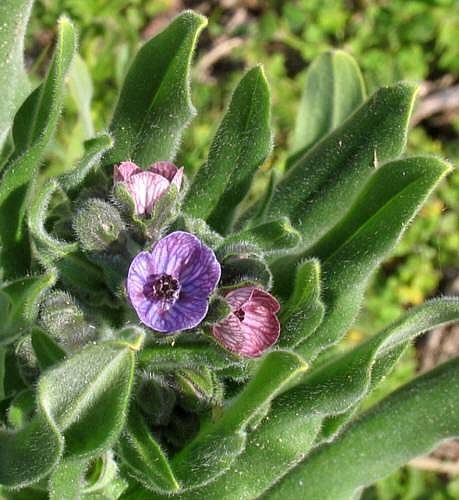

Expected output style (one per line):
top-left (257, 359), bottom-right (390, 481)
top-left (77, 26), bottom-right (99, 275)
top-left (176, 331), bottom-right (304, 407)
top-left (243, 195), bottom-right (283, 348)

top-left (212, 286), bottom-right (280, 358)
top-left (114, 160), bottom-right (183, 216)
top-left (127, 231), bottom-right (221, 333)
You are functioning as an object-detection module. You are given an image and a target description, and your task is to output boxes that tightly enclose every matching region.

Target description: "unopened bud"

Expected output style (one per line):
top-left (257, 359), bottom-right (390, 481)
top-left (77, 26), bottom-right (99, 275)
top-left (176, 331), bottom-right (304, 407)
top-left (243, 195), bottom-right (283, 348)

top-left (73, 198), bottom-right (125, 253)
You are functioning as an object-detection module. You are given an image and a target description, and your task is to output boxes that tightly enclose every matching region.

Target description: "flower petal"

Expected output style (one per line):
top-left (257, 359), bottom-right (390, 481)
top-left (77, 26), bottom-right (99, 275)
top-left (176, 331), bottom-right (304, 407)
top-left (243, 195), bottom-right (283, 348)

top-left (248, 288), bottom-right (280, 313)
top-left (170, 167), bottom-right (184, 190)
top-left (127, 251), bottom-right (157, 309)
top-left (150, 161), bottom-right (179, 182)
top-left (225, 286), bottom-right (256, 310)
top-left (114, 161), bottom-right (142, 182)
top-left (128, 171), bottom-right (170, 215)
top-left (150, 231), bottom-right (221, 295)
top-left (213, 305), bottom-right (280, 358)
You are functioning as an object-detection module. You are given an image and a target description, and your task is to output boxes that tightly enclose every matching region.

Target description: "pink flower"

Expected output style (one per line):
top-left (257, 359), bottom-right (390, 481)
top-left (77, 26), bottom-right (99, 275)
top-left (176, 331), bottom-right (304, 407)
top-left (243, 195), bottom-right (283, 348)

top-left (114, 161), bottom-right (183, 216)
top-left (212, 286), bottom-right (280, 358)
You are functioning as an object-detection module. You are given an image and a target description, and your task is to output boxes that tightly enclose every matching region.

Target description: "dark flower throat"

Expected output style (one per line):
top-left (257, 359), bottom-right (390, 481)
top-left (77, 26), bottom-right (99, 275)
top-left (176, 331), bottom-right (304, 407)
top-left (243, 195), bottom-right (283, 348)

top-left (144, 274), bottom-right (180, 301)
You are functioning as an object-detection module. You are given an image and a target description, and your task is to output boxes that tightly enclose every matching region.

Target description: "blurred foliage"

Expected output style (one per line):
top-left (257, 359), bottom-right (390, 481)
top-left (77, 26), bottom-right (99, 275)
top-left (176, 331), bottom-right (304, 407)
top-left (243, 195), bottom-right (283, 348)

top-left (28, 1), bottom-right (459, 497)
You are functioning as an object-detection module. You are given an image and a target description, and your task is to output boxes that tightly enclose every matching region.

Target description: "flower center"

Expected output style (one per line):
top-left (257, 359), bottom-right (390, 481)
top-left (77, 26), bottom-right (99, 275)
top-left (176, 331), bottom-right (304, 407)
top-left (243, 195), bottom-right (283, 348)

top-left (234, 308), bottom-right (245, 322)
top-left (144, 274), bottom-right (180, 301)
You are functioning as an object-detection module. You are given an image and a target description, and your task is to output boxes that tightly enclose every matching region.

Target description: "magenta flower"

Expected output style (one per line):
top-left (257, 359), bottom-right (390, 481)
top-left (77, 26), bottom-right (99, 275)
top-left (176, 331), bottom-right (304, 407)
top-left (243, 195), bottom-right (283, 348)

top-left (114, 160), bottom-right (183, 216)
top-left (213, 286), bottom-right (280, 358)
top-left (127, 231), bottom-right (221, 333)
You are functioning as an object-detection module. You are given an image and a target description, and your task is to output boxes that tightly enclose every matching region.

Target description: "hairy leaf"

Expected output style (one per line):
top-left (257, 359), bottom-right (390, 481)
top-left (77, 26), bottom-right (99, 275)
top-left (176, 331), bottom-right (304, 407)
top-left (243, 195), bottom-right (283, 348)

top-left (171, 351), bottom-right (307, 490)
top-left (0, 342), bottom-right (135, 488)
top-left (119, 408), bottom-right (180, 493)
top-left (0, 17), bottom-right (76, 277)
top-left (291, 49), bottom-right (366, 157)
top-left (0, 0), bottom-right (33, 149)
top-left (184, 66), bottom-right (272, 232)
top-left (267, 82), bottom-right (417, 245)
top-left (0, 272), bottom-right (57, 345)
top-left (59, 134), bottom-right (113, 193)
top-left (278, 259), bottom-right (325, 350)
top-left (107, 11), bottom-right (206, 166)
top-left (267, 356), bottom-right (459, 499)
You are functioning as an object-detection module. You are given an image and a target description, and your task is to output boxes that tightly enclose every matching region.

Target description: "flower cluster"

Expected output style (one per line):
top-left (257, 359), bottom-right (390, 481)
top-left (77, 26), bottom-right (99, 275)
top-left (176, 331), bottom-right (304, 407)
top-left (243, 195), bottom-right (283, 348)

top-left (121, 161), bottom-right (280, 357)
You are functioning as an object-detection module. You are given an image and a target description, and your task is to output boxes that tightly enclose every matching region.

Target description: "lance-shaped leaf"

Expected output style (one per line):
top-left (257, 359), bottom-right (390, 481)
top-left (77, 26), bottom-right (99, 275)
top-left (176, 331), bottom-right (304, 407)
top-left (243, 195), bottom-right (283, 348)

top-left (171, 351), bottom-right (307, 490)
top-left (0, 272), bottom-right (57, 345)
top-left (220, 218), bottom-right (300, 256)
top-left (0, 0), bottom-right (33, 149)
top-left (175, 291), bottom-right (459, 499)
top-left (184, 66), bottom-right (272, 233)
top-left (31, 328), bottom-right (67, 370)
top-left (68, 54), bottom-right (95, 139)
top-left (119, 408), bottom-right (180, 493)
top-left (290, 49), bottom-right (366, 159)
top-left (0, 17), bottom-right (76, 277)
top-left (299, 156), bottom-right (450, 359)
top-left (139, 345), bottom-right (242, 372)
top-left (278, 259), bottom-right (324, 350)
top-left (273, 156), bottom-right (450, 358)
top-left (0, 342), bottom-right (135, 489)
top-left (59, 134), bottom-right (113, 193)
top-left (28, 180), bottom-right (77, 262)
top-left (267, 355), bottom-right (459, 500)
top-left (49, 458), bottom-right (88, 500)
top-left (266, 82), bottom-right (417, 245)
top-left (106, 11), bottom-right (206, 167)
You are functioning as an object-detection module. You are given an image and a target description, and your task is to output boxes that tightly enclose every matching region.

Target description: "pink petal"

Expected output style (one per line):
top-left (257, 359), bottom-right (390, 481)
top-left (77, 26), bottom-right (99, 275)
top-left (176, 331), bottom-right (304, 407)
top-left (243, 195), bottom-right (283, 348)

top-left (114, 161), bottom-right (142, 182)
top-left (213, 305), bottom-right (280, 358)
top-left (225, 286), bottom-right (256, 310)
top-left (249, 289), bottom-right (280, 313)
top-left (128, 172), bottom-right (170, 215)
top-left (171, 167), bottom-right (184, 191)
top-left (150, 161), bottom-right (179, 182)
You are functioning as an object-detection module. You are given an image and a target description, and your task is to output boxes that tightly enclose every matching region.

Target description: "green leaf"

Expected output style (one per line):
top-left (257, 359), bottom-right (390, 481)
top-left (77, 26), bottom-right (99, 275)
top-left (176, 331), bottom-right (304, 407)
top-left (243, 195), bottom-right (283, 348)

top-left (291, 50), bottom-right (366, 157)
top-left (178, 301), bottom-right (459, 499)
top-left (31, 327), bottom-right (67, 370)
top-left (28, 180), bottom-right (78, 262)
top-left (0, 16), bottom-right (77, 277)
top-left (171, 351), bottom-right (307, 490)
top-left (138, 345), bottom-right (242, 372)
top-left (266, 356), bottom-right (459, 500)
top-left (298, 156), bottom-right (451, 359)
top-left (278, 259), bottom-right (324, 350)
top-left (0, 347), bottom-right (5, 400)
top-left (41, 342), bottom-right (135, 458)
top-left (266, 82), bottom-right (417, 245)
top-left (106, 11), bottom-right (207, 166)
top-left (68, 54), bottom-right (95, 139)
top-left (0, 342), bottom-right (135, 489)
top-left (59, 134), bottom-right (113, 193)
top-left (221, 255), bottom-right (273, 290)
top-left (49, 457), bottom-right (88, 500)
top-left (0, 0), bottom-right (32, 149)
top-left (0, 272), bottom-right (57, 345)
top-left (220, 217), bottom-right (300, 256)
top-left (184, 66), bottom-right (272, 232)
top-left (119, 408), bottom-right (180, 493)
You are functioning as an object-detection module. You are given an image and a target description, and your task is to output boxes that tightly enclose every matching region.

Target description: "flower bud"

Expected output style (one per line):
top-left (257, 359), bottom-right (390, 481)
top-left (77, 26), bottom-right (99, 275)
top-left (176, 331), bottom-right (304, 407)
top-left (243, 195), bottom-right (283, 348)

top-left (73, 198), bottom-right (126, 253)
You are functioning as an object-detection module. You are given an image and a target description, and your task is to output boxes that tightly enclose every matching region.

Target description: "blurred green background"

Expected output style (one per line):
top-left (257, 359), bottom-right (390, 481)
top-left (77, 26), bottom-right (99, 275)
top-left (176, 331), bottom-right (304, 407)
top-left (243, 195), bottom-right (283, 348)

top-left (27, 1), bottom-right (459, 497)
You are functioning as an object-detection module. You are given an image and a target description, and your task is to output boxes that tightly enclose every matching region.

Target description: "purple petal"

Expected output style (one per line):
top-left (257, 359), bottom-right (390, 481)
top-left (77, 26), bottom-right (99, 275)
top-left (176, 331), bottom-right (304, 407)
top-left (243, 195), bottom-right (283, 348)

top-left (127, 252), bottom-right (157, 307)
top-left (150, 161), bottom-right (179, 182)
top-left (128, 171), bottom-right (170, 215)
top-left (114, 161), bottom-right (141, 182)
top-left (150, 231), bottom-right (221, 294)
